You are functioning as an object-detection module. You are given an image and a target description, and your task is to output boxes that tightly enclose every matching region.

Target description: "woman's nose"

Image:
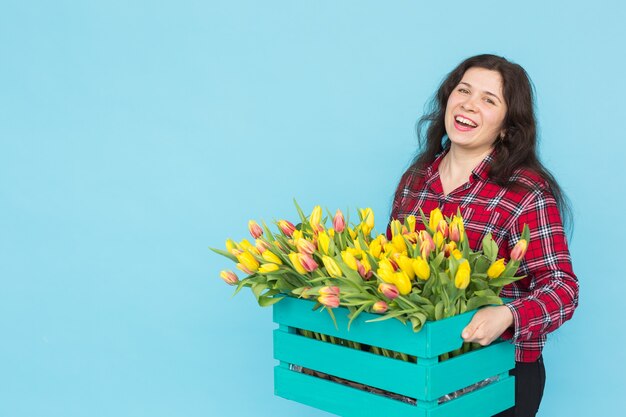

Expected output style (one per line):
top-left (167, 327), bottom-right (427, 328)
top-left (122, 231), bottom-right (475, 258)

top-left (461, 96), bottom-right (478, 112)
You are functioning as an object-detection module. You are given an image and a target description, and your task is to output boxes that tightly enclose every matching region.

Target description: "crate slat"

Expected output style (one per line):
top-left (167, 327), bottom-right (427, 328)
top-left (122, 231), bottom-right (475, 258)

top-left (273, 297), bottom-right (477, 358)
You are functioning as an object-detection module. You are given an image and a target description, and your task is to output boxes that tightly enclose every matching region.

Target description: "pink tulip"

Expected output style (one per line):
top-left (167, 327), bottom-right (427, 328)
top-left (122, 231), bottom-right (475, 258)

top-left (319, 286), bottom-right (340, 296)
top-left (333, 209), bottom-right (346, 233)
top-left (278, 220), bottom-right (296, 237)
top-left (255, 239), bottom-right (269, 253)
top-left (437, 219), bottom-right (449, 239)
top-left (419, 231), bottom-right (435, 259)
top-left (296, 238), bottom-right (317, 255)
top-left (372, 301), bottom-right (389, 314)
top-left (378, 282), bottom-right (399, 300)
top-left (511, 239), bottom-right (528, 262)
top-left (220, 270), bottom-right (239, 285)
top-left (299, 253), bottom-right (319, 272)
top-left (248, 220), bottom-right (263, 239)
top-left (318, 294), bottom-right (340, 308)
top-left (236, 263), bottom-right (253, 275)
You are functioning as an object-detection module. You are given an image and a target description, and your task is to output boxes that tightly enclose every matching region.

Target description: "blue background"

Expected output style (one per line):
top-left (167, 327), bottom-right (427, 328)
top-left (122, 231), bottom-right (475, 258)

top-left (1, 1), bottom-right (623, 416)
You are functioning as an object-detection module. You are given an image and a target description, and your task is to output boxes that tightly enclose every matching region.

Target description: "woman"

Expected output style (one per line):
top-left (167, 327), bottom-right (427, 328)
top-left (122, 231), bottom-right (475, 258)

top-left (389, 54), bottom-right (579, 417)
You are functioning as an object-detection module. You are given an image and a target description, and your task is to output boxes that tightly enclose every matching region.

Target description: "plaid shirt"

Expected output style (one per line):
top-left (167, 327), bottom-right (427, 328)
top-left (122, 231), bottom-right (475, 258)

top-left (389, 148), bottom-right (579, 362)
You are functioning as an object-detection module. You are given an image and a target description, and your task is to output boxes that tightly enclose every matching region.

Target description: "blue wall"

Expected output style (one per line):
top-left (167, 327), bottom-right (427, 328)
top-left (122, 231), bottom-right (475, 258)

top-left (1, 1), bottom-right (623, 416)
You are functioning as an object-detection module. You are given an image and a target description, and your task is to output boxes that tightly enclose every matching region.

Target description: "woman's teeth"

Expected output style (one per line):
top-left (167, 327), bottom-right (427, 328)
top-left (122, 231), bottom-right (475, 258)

top-left (455, 116), bottom-right (477, 127)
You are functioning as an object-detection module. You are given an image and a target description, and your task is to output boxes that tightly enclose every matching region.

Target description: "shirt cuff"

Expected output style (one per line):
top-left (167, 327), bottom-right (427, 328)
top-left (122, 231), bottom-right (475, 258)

top-left (504, 300), bottom-right (524, 342)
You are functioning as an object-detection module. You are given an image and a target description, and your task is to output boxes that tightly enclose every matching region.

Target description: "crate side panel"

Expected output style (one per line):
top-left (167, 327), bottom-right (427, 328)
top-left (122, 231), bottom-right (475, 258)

top-left (274, 366), bottom-right (427, 417)
top-left (273, 329), bottom-right (428, 400)
top-left (427, 341), bottom-right (515, 400)
top-left (429, 376), bottom-right (515, 417)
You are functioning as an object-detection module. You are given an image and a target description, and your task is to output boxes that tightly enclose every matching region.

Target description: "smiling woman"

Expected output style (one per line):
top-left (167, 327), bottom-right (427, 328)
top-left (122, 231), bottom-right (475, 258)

top-left (389, 54), bottom-right (579, 417)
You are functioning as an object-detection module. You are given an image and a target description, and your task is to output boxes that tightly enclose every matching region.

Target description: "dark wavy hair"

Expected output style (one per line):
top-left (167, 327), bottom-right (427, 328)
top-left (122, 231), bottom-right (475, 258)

top-left (408, 54), bottom-right (572, 231)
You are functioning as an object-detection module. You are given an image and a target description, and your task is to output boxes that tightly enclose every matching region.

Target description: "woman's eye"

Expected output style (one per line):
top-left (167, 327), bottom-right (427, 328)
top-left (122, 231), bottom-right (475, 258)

top-left (485, 98), bottom-right (495, 105)
top-left (458, 88), bottom-right (469, 94)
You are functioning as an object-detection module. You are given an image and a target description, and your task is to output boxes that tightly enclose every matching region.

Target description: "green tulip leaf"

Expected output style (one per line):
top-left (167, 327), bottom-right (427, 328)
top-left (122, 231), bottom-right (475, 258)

top-left (347, 302), bottom-right (372, 330)
top-left (466, 295), bottom-right (503, 311)
top-left (488, 275), bottom-right (525, 287)
top-left (482, 233), bottom-right (498, 262)
top-left (209, 247), bottom-right (238, 262)
top-left (258, 293), bottom-right (285, 307)
top-left (435, 301), bottom-right (445, 321)
top-left (473, 256), bottom-right (491, 274)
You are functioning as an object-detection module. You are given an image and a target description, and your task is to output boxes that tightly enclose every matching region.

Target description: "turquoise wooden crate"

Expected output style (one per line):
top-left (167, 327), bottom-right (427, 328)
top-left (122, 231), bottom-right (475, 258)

top-left (273, 297), bottom-right (515, 417)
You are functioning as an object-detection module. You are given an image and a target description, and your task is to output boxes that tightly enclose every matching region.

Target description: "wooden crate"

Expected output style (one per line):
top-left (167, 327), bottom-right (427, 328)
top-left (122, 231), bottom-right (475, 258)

top-left (273, 297), bottom-right (515, 417)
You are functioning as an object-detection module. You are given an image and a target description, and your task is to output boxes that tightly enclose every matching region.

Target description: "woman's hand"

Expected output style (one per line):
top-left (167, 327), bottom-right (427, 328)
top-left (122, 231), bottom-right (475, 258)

top-left (461, 305), bottom-right (514, 346)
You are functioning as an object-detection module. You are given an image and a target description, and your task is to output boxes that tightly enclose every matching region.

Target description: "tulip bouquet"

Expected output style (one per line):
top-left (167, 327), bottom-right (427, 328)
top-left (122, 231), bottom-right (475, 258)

top-left (213, 201), bottom-right (529, 339)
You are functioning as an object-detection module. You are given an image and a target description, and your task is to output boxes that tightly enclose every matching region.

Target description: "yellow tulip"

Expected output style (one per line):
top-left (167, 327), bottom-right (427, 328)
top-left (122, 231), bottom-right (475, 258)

top-left (292, 229), bottom-right (303, 241)
top-left (405, 232), bottom-right (418, 244)
top-left (454, 260), bottom-right (471, 290)
top-left (396, 255), bottom-right (415, 280)
top-left (389, 219), bottom-right (403, 237)
top-left (348, 227), bottom-right (357, 240)
top-left (487, 258), bottom-right (506, 279)
top-left (225, 239), bottom-right (239, 255)
top-left (258, 263), bottom-right (280, 274)
top-left (309, 205), bottom-right (322, 230)
top-left (413, 257), bottom-right (431, 281)
top-left (429, 208), bottom-right (443, 232)
top-left (359, 208), bottom-right (375, 235)
top-left (288, 252), bottom-right (308, 274)
top-left (353, 238), bottom-right (366, 252)
top-left (444, 241), bottom-right (457, 257)
top-left (237, 251), bottom-right (260, 272)
top-left (377, 268), bottom-right (395, 283)
top-left (341, 251), bottom-right (359, 271)
top-left (262, 250), bottom-right (283, 265)
top-left (451, 249), bottom-right (463, 260)
top-left (391, 235), bottom-right (407, 254)
top-left (393, 271), bottom-right (412, 295)
top-left (369, 237), bottom-right (383, 258)
top-left (322, 256), bottom-right (343, 278)
top-left (317, 231), bottom-right (331, 255)
top-left (378, 258), bottom-right (394, 273)
top-left (434, 231), bottom-right (445, 250)
top-left (406, 215), bottom-right (416, 233)
top-left (383, 242), bottom-right (398, 256)
top-left (239, 238), bottom-right (260, 255)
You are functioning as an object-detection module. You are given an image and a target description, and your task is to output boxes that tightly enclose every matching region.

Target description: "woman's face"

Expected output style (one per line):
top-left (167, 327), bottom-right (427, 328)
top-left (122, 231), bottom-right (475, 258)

top-left (444, 67), bottom-right (508, 153)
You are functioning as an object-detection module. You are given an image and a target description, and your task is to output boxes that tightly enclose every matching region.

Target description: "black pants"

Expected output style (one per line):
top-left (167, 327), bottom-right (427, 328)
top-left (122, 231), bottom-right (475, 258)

top-left (495, 356), bottom-right (546, 417)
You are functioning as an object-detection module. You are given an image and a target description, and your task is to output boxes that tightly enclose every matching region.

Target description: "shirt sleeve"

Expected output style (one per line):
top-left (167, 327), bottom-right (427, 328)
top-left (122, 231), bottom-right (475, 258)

top-left (503, 188), bottom-right (579, 342)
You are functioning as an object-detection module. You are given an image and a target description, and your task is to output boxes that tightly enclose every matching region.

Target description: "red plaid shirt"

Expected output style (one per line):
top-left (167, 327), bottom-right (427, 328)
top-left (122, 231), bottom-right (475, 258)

top-left (389, 148), bottom-right (579, 362)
